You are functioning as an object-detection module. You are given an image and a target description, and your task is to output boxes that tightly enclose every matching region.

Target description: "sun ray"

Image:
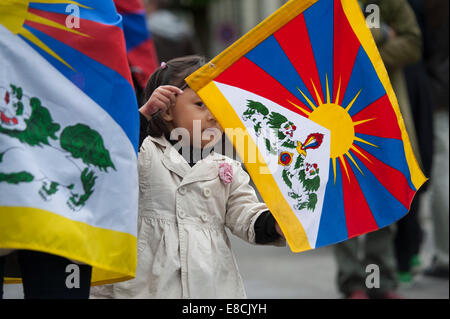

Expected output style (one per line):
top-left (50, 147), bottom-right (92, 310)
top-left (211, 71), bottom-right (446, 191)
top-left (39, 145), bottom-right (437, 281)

top-left (19, 26), bottom-right (74, 70)
top-left (354, 136), bottom-right (378, 148)
top-left (332, 157), bottom-right (337, 184)
top-left (287, 100), bottom-right (311, 116)
top-left (345, 89), bottom-right (361, 112)
top-left (350, 145), bottom-right (372, 163)
top-left (339, 155), bottom-right (350, 181)
top-left (297, 87), bottom-right (317, 110)
top-left (334, 77), bottom-right (342, 105)
top-left (325, 73), bottom-right (331, 104)
top-left (0, 0), bottom-right (95, 71)
top-left (300, 72), bottom-right (379, 183)
top-left (310, 79), bottom-right (323, 106)
top-left (346, 151), bottom-right (364, 176)
top-left (25, 11), bottom-right (91, 38)
top-left (353, 118), bottom-right (376, 126)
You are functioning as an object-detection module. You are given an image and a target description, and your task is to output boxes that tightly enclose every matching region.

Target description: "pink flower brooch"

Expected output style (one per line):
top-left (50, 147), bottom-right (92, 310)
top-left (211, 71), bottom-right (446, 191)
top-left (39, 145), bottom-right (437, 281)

top-left (219, 163), bottom-right (233, 184)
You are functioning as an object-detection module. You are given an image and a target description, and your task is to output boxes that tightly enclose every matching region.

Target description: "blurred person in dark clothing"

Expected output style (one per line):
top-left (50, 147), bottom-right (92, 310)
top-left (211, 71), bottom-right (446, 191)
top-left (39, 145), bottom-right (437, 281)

top-left (393, 0), bottom-right (434, 283)
top-left (334, 0), bottom-right (422, 299)
top-left (422, 0), bottom-right (449, 279)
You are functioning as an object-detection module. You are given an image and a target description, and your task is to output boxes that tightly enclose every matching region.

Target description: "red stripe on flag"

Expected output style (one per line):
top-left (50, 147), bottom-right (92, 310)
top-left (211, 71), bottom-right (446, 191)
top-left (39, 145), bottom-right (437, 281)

top-left (352, 94), bottom-right (402, 140)
top-left (215, 57), bottom-right (311, 117)
top-left (351, 145), bottom-right (416, 210)
top-left (333, 0), bottom-right (361, 105)
top-left (274, 13), bottom-right (324, 105)
top-left (128, 40), bottom-right (159, 89)
top-left (114, 0), bottom-right (145, 14)
top-left (341, 158), bottom-right (379, 238)
top-left (26, 8), bottom-right (133, 86)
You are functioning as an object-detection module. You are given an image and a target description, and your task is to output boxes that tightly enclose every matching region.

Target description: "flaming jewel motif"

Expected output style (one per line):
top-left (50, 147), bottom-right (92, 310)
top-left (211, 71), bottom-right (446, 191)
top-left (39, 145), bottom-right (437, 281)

top-left (296, 133), bottom-right (324, 157)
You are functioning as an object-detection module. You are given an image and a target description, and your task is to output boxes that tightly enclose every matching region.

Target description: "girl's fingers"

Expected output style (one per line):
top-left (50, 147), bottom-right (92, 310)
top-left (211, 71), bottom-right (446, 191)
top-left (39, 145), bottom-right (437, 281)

top-left (140, 96), bottom-right (168, 118)
top-left (159, 85), bottom-right (184, 95)
top-left (140, 85), bottom-right (184, 119)
top-left (154, 95), bottom-right (171, 108)
top-left (156, 88), bottom-right (177, 105)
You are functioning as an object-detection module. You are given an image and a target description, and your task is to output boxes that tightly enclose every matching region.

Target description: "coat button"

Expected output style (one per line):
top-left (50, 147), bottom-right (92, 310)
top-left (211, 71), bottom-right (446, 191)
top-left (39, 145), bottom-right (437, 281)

top-left (200, 213), bottom-right (209, 222)
top-left (178, 187), bottom-right (187, 195)
top-left (178, 210), bottom-right (186, 219)
top-left (203, 188), bottom-right (212, 198)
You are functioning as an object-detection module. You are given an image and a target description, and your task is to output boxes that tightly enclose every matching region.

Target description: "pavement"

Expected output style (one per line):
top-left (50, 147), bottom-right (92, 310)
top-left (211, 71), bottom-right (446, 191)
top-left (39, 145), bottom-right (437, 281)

top-left (229, 192), bottom-right (448, 299)
top-left (229, 229), bottom-right (449, 299)
top-left (3, 194), bottom-right (449, 299)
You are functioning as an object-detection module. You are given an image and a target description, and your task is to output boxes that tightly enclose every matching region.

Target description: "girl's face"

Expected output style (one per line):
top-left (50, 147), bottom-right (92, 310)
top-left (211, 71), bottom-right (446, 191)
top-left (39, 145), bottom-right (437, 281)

top-left (166, 88), bottom-right (223, 149)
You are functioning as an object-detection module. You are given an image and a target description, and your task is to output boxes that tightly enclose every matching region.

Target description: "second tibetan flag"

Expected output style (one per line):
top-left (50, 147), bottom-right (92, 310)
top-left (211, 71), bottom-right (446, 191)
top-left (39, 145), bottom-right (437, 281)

top-left (114, 0), bottom-right (159, 89)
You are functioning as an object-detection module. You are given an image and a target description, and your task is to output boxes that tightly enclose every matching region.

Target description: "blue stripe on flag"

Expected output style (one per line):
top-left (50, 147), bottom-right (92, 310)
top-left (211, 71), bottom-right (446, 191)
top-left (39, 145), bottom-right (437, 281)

top-left (29, 1), bottom-right (122, 26)
top-left (245, 35), bottom-right (316, 110)
top-left (122, 13), bottom-right (150, 51)
top-left (315, 159), bottom-right (348, 247)
top-left (303, 0), bottom-right (334, 102)
top-left (348, 153), bottom-right (408, 228)
top-left (342, 47), bottom-right (386, 117)
top-left (354, 133), bottom-right (416, 191)
top-left (21, 24), bottom-right (139, 152)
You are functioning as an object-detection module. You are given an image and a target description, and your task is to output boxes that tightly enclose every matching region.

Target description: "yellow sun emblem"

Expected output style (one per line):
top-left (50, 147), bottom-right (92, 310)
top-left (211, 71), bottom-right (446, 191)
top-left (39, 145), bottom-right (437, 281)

top-left (288, 74), bottom-right (378, 182)
top-left (0, 0), bottom-right (91, 70)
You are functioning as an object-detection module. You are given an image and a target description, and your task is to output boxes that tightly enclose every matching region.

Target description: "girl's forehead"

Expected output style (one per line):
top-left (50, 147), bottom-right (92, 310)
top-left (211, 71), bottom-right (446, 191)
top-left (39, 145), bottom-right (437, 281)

top-left (182, 87), bottom-right (194, 94)
top-left (181, 88), bottom-right (200, 99)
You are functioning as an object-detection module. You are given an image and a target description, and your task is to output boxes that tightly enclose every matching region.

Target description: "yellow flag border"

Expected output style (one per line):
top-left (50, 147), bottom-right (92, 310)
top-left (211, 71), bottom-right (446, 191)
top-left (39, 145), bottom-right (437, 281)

top-left (1, 207), bottom-right (136, 286)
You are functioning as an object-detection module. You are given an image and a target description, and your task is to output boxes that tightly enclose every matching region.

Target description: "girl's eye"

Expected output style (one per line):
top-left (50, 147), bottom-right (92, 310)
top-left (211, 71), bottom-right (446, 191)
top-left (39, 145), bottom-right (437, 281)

top-left (196, 102), bottom-right (205, 107)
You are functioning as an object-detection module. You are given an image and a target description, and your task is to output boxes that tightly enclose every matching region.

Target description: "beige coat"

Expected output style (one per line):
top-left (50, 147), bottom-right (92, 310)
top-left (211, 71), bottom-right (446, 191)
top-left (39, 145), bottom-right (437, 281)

top-left (91, 135), bottom-right (284, 299)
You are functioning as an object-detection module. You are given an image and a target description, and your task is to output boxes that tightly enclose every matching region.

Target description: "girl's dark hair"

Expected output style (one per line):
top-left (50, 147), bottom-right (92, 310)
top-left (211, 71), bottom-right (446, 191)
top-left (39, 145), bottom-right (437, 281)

top-left (143, 55), bottom-right (207, 137)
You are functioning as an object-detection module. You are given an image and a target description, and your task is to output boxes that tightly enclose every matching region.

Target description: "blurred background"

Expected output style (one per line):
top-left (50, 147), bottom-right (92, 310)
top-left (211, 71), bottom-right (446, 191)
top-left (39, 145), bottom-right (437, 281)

top-left (142, 0), bottom-right (288, 60)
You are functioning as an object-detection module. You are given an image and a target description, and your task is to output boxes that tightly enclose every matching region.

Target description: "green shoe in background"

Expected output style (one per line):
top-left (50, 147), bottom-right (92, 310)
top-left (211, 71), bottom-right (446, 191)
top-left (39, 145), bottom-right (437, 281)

top-left (410, 255), bottom-right (421, 267)
top-left (398, 271), bottom-right (413, 283)
top-left (410, 254), bottom-right (422, 274)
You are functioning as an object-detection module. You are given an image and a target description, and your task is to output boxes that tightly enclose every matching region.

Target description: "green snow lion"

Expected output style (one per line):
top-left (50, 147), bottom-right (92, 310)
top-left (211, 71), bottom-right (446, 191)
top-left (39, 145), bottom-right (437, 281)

top-left (0, 84), bottom-right (115, 211)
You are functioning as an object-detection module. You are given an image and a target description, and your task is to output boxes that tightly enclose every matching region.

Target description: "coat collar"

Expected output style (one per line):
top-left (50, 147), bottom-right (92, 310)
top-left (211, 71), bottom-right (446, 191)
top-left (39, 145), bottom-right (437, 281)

top-left (148, 135), bottom-right (227, 186)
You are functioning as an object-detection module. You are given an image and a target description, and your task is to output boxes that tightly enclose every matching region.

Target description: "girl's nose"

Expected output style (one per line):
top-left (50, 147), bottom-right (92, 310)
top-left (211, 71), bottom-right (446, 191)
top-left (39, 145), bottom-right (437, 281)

top-left (206, 108), bottom-right (216, 122)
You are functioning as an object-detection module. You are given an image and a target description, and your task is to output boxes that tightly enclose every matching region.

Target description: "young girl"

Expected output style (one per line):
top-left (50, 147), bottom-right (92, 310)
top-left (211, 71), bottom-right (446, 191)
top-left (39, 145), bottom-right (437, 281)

top-left (92, 55), bottom-right (284, 299)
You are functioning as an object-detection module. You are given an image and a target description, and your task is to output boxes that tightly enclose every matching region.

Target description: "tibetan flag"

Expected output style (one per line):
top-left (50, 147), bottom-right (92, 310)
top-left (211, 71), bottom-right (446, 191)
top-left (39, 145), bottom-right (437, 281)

top-left (114, 0), bottom-right (159, 89)
top-left (186, 0), bottom-right (427, 252)
top-left (0, 1), bottom-right (139, 285)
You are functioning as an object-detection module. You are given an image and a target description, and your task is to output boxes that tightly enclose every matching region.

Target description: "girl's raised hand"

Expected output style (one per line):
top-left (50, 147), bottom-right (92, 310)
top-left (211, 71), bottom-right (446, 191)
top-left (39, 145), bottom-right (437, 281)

top-left (139, 85), bottom-right (184, 120)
